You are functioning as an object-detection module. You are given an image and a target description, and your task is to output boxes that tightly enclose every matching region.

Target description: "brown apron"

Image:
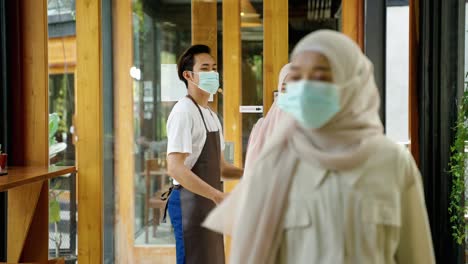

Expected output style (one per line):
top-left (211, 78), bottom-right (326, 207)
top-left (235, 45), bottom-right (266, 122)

top-left (180, 95), bottom-right (225, 264)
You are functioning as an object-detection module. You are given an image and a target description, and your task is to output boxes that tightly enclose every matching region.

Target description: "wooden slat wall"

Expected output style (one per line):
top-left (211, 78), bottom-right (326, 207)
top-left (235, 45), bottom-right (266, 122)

top-left (192, 0), bottom-right (218, 112)
top-left (8, 0), bottom-right (49, 262)
top-left (222, 0), bottom-right (242, 169)
top-left (342, 0), bottom-right (364, 49)
top-left (409, 0), bottom-right (420, 164)
top-left (76, 0), bottom-right (104, 263)
top-left (113, 0), bottom-right (136, 263)
top-left (263, 0), bottom-right (288, 114)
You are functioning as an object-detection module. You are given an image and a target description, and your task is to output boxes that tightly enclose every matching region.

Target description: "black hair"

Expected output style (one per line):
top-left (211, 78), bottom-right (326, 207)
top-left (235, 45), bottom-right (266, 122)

top-left (177, 44), bottom-right (211, 88)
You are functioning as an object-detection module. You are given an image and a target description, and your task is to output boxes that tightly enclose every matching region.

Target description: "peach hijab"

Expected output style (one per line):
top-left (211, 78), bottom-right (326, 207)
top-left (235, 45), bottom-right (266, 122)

top-left (243, 63), bottom-right (292, 172)
top-left (203, 30), bottom-right (384, 263)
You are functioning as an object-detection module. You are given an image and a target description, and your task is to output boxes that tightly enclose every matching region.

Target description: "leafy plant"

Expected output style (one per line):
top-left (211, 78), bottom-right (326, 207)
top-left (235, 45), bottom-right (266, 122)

top-left (448, 73), bottom-right (468, 245)
top-left (49, 113), bottom-right (60, 146)
top-left (49, 113), bottom-right (64, 256)
top-left (49, 181), bottom-right (64, 257)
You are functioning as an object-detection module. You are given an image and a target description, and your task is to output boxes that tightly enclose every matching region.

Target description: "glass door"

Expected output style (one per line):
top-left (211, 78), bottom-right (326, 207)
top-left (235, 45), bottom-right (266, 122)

top-left (110, 0), bottom-right (220, 262)
top-left (131, 0), bottom-right (192, 245)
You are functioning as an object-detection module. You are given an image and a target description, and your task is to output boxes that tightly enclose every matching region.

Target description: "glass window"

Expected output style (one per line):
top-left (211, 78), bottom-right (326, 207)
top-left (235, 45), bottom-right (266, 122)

top-left (47, 0), bottom-right (77, 261)
top-left (131, 0), bottom-right (192, 246)
top-left (48, 73), bottom-right (75, 166)
top-left (241, 0), bottom-right (263, 163)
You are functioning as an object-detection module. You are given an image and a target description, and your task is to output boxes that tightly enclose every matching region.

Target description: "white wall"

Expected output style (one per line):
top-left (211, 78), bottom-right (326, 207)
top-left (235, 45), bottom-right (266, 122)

top-left (385, 6), bottom-right (410, 144)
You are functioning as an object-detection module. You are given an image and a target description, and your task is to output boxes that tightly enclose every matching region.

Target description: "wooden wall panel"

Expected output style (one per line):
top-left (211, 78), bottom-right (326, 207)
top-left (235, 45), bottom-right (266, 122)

top-left (222, 0), bottom-right (242, 170)
top-left (18, 182), bottom-right (49, 262)
top-left (192, 0), bottom-right (218, 112)
top-left (342, 0), bottom-right (364, 49)
top-left (113, 0), bottom-right (136, 263)
top-left (263, 0), bottom-right (288, 114)
top-left (20, 0), bottom-right (49, 166)
top-left (409, 0), bottom-right (420, 164)
top-left (10, 0), bottom-right (49, 166)
top-left (7, 182), bottom-right (45, 262)
top-left (76, 0), bottom-right (103, 263)
top-left (8, 0), bottom-right (49, 262)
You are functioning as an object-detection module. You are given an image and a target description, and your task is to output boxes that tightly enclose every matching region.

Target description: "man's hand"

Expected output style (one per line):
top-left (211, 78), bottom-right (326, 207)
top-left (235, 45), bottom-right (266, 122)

top-left (220, 152), bottom-right (244, 179)
top-left (168, 153), bottom-right (226, 203)
top-left (212, 191), bottom-right (228, 205)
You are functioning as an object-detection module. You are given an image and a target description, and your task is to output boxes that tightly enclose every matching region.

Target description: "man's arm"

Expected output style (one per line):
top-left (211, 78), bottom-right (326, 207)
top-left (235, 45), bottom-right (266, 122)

top-left (220, 152), bottom-right (244, 179)
top-left (168, 152), bottom-right (226, 204)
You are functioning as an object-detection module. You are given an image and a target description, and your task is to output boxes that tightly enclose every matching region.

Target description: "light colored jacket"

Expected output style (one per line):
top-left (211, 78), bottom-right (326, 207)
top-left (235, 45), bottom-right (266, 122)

top-left (275, 137), bottom-right (434, 264)
top-left (204, 135), bottom-right (435, 264)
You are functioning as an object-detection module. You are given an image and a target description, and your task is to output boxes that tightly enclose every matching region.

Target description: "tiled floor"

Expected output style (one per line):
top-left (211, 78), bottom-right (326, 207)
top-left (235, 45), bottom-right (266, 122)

top-left (134, 222), bottom-right (176, 245)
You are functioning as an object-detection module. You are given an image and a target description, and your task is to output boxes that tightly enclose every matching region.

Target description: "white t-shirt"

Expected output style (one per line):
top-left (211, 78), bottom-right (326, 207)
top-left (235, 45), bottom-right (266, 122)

top-left (167, 97), bottom-right (225, 185)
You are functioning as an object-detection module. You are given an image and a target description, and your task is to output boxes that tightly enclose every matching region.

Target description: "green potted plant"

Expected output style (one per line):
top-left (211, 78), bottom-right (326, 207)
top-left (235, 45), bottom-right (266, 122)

top-left (448, 75), bottom-right (468, 245)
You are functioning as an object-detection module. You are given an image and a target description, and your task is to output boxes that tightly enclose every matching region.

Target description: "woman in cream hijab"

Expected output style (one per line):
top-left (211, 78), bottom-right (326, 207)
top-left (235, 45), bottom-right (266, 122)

top-left (204, 30), bottom-right (435, 264)
top-left (244, 63), bottom-right (292, 172)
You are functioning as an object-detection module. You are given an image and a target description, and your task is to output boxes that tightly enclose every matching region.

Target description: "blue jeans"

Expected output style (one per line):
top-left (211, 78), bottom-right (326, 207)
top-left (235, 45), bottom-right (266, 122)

top-left (168, 189), bottom-right (185, 264)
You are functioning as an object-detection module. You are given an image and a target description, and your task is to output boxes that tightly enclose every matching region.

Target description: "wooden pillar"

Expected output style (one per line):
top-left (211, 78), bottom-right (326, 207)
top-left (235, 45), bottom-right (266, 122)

top-left (192, 0), bottom-right (217, 61)
top-left (76, 1), bottom-right (103, 263)
top-left (222, 0), bottom-right (242, 169)
top-left (222, 1), bottom-right (241, 259)
top-left (342, 0), bottom-right (364, 49)
top-left (8, 0), bottom-right (49, 262)
top-left (113, 0), bottom-right (135, 263)
top-left (263, 0), bottom-right (289, 114)
top-left (192, 0), bottom-right (218, 112)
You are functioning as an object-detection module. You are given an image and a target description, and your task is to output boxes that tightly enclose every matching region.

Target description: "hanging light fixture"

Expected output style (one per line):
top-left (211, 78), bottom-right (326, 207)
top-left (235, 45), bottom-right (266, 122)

top-left (241, 0), bottom-right (262, 28)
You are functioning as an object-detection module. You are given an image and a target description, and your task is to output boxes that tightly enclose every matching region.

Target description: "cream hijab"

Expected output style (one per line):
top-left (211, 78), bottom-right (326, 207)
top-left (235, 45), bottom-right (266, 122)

top-left (289, 30), bottom-right (384, 170)
top-left (203, 30), bottom-right (384, 263)
top-left (244, 63), bottom-right (292, 172)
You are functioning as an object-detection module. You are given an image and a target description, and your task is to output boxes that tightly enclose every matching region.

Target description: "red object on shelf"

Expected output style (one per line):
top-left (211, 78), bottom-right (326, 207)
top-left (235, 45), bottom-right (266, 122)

top-left (0, 153), bottom-right (7, 170)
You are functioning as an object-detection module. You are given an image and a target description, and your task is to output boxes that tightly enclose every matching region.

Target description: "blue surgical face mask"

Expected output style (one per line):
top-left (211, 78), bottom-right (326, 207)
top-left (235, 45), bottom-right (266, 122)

top-left (277, 80), bottom-right (340, 129)
top-left (190, 71), bottom-right (220, 94)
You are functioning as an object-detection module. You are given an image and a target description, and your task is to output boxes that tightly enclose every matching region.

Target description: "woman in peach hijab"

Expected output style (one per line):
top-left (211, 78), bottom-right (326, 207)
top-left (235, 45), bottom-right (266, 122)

top-left (244, 63), bottom-right (292, 172)
top-left (204, 30), bottom-right (434, 264)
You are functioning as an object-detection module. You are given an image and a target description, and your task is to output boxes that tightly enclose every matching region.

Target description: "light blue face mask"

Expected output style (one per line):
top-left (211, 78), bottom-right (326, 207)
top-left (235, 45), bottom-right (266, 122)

top-left (277, 80), bottom-right (340, 129)
top-left (190, 71), bottom-right (220, 94)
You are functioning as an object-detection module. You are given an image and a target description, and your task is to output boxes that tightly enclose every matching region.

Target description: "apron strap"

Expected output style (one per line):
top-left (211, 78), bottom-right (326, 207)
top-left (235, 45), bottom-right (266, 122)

top-left (161, 184), bottom-right (183, 223)
top-left (186, 95), bottom-right (209, 132)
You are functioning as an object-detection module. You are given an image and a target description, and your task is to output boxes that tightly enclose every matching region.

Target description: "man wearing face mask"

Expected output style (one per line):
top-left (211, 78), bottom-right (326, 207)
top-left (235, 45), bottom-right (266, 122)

top-left (166, 44), bottom-right (243, 264)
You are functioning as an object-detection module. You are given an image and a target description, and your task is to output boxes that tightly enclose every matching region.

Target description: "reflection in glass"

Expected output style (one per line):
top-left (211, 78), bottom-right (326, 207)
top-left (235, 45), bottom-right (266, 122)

top-left (288, 0), bottom-right (342, 52)
top-left (131, 0), bottom-right (191, 245)
top-left (49, 74), bottom-right (75, 166)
